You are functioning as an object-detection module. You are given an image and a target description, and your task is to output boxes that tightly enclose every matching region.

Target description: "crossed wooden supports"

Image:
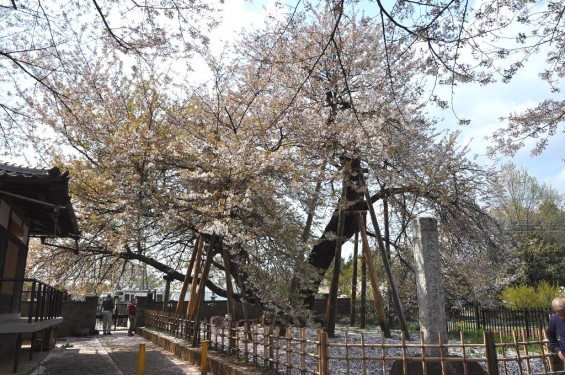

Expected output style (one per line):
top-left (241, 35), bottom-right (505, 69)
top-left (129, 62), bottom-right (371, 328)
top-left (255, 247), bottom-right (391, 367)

top-left (174, 173), bottom-right (409, 341)
top-left (175, 234), bottom-right (238, 346)
top-left (324, 172), bottom-right (409, 339)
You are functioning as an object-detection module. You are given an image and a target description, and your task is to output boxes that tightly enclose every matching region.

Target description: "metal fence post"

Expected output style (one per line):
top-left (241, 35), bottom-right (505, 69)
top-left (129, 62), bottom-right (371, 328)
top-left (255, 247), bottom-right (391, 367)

top-left (28, 280), bottom-right (36, 324)
top-left (484, 331), bottom-right (499, 375)
top-left (524, 309), bottom-right (531, 338)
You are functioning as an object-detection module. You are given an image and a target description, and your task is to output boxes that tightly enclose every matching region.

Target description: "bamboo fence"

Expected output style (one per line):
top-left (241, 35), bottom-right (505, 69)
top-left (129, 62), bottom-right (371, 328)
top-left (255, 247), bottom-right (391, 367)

top-left (144, 309), bottom-right (565, 375)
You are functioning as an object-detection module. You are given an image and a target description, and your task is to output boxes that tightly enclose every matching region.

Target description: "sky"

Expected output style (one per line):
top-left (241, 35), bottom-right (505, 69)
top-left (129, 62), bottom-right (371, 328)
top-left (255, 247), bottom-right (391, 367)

top-left (190, 0), bottom-right (565, 196)
top-left (4, 0), bottom-right (562, 195)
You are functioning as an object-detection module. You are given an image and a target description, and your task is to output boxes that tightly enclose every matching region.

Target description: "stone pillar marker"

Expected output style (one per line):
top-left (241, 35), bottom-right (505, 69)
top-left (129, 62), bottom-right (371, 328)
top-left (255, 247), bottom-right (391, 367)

top-left (412, 217), bottom-right (446, 356)
top-left (391, 218), bottom-right (487, 374)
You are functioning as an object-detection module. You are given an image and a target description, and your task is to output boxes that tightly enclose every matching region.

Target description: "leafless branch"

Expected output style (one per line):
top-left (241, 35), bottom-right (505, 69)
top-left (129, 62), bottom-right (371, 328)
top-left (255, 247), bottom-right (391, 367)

top-left (92, 0), bottom-right (135, 51)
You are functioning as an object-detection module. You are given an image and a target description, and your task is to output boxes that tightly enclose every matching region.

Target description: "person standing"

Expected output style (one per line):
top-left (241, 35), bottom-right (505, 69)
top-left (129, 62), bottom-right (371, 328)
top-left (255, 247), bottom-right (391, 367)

top-left (546, 297), bottom-right (565, 370)
top-left (102, 294), bottom-right (114, 335)
top-left (127, 299), bottom-right (137, 336)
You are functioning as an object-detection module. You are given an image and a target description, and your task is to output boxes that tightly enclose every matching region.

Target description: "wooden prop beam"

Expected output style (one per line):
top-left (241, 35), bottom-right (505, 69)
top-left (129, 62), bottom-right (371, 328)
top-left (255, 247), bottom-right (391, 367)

top-left (360, 249), bottom-right (367, 329)
top-left (324, 178), bottom-right (347, 338)
top-left (186, 242), bottom-right (204, 316)
top-left (222, 241), bottom-right (236, 320)
top-left (350, 231), bottom-right (359, 326)
top-left (360, 173), bottom-right (409, 338)
top-left (356, 213), bottom-right (391, 337)
top-left (175, 235), bottom-right (202, 315)
top-left (190, 246), bottom-right (214, 346)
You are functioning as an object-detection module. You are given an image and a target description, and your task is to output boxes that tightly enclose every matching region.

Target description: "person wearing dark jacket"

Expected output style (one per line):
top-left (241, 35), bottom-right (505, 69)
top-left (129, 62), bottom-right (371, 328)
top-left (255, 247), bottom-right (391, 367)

top-left (546, 297), bottom-right (565, 370)
top-left (102, 295), bottom-right (114, 335)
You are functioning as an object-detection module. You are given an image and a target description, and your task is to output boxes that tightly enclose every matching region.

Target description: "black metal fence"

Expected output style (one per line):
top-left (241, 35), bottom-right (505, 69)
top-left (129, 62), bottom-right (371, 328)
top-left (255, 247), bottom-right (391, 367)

top-left (447, 303), bottom-right (553, 338)
top-left (0, 278), bottom-right (65, 322)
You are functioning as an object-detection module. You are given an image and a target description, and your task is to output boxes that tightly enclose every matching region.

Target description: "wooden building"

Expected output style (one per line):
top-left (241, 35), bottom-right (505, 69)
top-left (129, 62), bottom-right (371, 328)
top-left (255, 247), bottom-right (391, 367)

top-left (0, 163), bottom-right (79, 372)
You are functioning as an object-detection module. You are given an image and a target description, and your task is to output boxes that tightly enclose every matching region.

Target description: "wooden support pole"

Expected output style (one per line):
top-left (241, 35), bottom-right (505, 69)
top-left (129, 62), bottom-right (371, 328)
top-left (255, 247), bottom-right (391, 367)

top-left (176, 235), bottom-right (202, 315)
top-left (189, 245), bottom-right (213, 318)
top-left (383, 196), bottom-right (393, 321)
top-left (186, 243), bottom-right (204, 317)
top-left (222, 240), bottom-right (236, 320)
top-left (191, 246), bottom-right (214, 346)
top-left (201, 340), bottom-right (208, 375)
top-left (356, 213), bottom-right (391, 337)
top-left (360, 173), bottom-right (409, 338)
top-left (350, 231), bottom-right (358, 326)
top-left (484, 331), bottom-right (499, 375)
top-left (318, 331), bottom-right (329, 375)
top-left (163, 276), bottom-right (171, 312)
top-left (324, 178), bottom-right (347, 338)
top-left (360, 250), bottom-right (367, 329)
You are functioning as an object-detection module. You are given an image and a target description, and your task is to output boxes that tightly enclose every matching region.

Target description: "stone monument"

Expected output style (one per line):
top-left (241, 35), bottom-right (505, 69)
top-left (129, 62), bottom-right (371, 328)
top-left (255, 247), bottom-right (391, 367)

top-left (390, 217), bottom-right (486, 375)
top-left (413, 217), bottom-right (446, 356)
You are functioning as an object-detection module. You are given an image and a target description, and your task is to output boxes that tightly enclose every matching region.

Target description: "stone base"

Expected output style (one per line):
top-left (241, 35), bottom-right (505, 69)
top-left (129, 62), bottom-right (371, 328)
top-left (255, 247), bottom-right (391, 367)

top-left (390, 358), bottom-right (487, 375)
top-left (138, 327), bottom-right (264, 375)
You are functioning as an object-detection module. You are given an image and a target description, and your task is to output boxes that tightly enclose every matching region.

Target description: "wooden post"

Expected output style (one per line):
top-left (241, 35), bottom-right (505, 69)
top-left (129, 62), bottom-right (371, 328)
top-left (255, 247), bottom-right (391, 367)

top-left (163, 275), bottom-right (172, 312)
top-left (360, 243), bottom-right (367, 329)
top-left (201, 340), bottom-right (208, 375)
top-left (350, 231), bottom-right (358, 326)
top-left (191, 246), bottom-right (214, 346)
top-left (484, 331), bottom-right (499, 375)
top-left (356, 213), bottom-right (391, 337)
top-left (268, 324), bottom-right (274, 370)
top-left (222, 240), bottom-right (236, 320)
top-left (318, 331), bottom-right (328, 375)
top-left (383, 197), bottom-right (393, 321)
top-left (324, 178), bottom-right (347, 338)
top-left (360, 173), bottom-right (409, 338)
top-left (234, 258), bottom-right (253, 341)
top-left (13, 333), bottom-right (22, 373)
top-left (186, 243), bottom-right (204, 317)
top-left (176, 236), bottom-right (202, 315)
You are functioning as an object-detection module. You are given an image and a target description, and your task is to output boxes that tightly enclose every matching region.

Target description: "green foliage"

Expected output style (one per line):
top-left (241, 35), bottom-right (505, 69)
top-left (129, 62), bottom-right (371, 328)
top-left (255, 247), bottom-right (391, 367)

top-left (491, 163), bottom-right (565, 287)
top-left (501, 281), bottom-right (563, 308)
top-left (323, 255), bottom-right (366, 299)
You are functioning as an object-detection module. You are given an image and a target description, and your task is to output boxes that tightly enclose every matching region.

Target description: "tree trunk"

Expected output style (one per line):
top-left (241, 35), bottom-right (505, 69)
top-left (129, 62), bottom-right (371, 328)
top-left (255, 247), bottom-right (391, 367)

top-left (299, 158), bottom-right (366, 309)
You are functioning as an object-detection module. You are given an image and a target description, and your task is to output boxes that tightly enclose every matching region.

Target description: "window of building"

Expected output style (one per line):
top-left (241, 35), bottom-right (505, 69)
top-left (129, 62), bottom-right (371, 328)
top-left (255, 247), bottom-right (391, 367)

top-left (0, 199), bottom-right (9, 229)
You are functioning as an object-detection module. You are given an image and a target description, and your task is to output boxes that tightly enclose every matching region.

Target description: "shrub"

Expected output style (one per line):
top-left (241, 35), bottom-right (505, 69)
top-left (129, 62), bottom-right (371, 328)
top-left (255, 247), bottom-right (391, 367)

top-left (501, 281), bottom-right (562, 308)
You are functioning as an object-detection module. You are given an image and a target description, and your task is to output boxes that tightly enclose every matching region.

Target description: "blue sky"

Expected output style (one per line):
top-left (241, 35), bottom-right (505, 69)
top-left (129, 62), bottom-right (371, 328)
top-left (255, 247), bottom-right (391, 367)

top-left (206, 0), bottom-right (565, 195)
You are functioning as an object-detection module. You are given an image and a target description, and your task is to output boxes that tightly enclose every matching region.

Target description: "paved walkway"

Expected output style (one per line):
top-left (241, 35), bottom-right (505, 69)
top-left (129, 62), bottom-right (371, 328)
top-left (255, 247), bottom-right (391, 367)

top-left (30, 331), bottom-right (203, 375)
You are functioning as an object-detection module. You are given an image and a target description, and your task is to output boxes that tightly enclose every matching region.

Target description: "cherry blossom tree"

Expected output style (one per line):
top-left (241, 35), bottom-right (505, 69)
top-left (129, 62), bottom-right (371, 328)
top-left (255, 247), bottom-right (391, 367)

top-left (23, 56), bottom-right (320, 318)
top-left (361, 0), bottom-right (565, 155)
top-left (187, 5), bottom-right (504, 313)
top-left (0, 0), bottom-right (218, 153)
top-left (23, 1), bottom-right (511, 320)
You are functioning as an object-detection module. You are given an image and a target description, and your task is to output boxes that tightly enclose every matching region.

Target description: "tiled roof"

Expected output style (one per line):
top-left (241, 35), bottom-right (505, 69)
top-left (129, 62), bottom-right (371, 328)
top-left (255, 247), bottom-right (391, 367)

top-left (0, 162), bottom-right (79, 239)
top-left (0, 163), bottom-right (66, 178)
